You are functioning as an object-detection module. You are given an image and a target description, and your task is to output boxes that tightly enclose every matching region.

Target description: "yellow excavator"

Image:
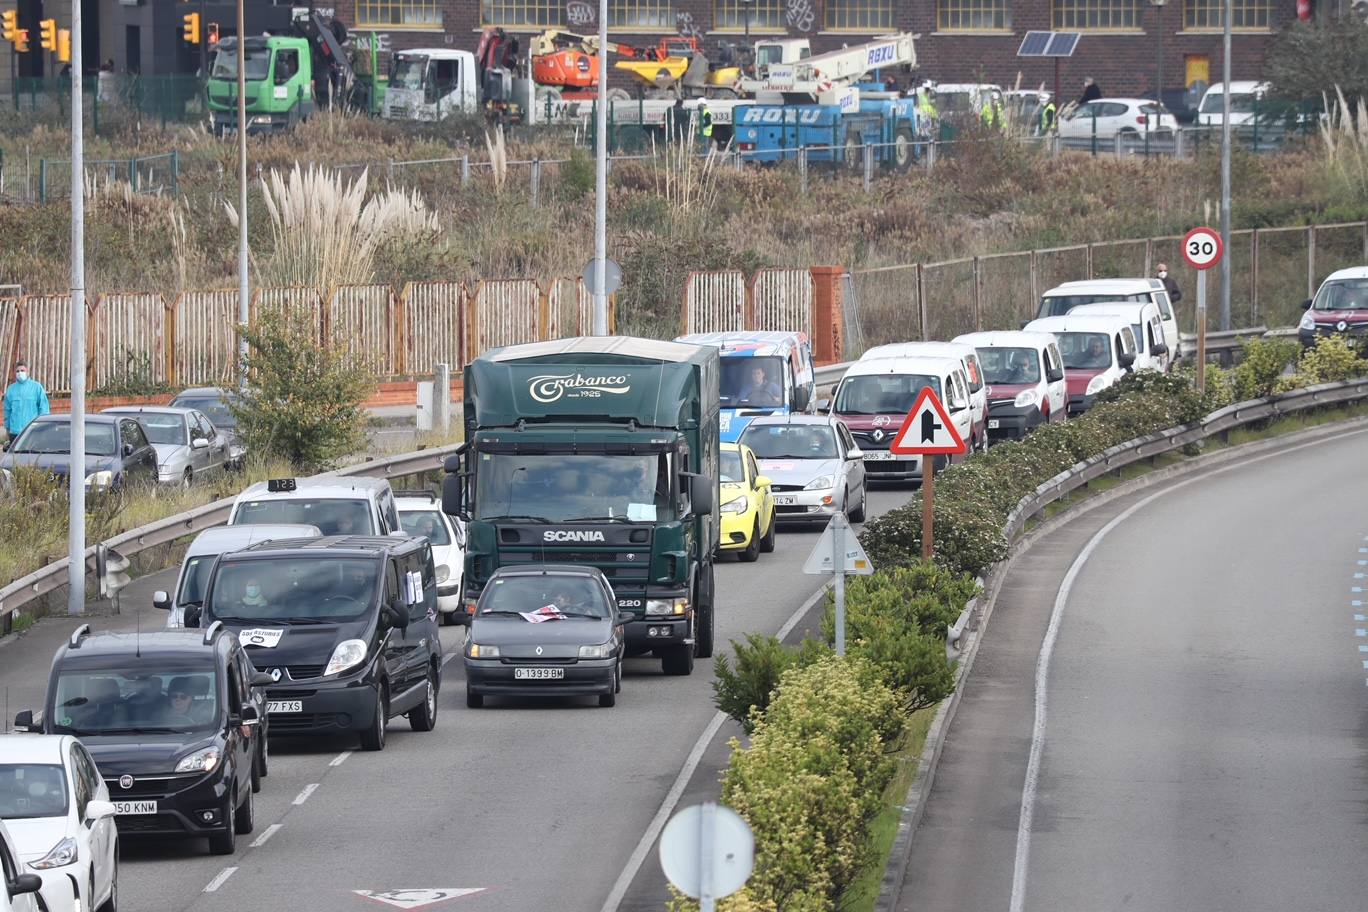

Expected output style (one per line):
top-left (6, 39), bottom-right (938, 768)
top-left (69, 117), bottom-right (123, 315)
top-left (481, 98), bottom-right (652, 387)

top-left (527, 29), bottom-right (742, 100)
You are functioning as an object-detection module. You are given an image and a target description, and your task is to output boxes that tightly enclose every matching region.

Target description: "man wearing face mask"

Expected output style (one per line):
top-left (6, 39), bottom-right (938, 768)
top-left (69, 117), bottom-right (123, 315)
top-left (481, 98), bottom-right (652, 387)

top-left (1156, 262), bottom-right (1182, 304)
top-left (3, 360), bottom-right (49, 443)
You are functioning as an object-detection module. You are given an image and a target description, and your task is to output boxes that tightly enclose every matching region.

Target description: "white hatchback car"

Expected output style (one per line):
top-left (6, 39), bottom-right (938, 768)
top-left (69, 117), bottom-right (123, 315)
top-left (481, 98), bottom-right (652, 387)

top-left (0, 820), bottom-right (43, 912)
top-left (0, 734), bottom-right (118, 912)
top-left (396, 491), bottom-right (466, 626)
top-left (1058, 98), bottom-right (1178, 141)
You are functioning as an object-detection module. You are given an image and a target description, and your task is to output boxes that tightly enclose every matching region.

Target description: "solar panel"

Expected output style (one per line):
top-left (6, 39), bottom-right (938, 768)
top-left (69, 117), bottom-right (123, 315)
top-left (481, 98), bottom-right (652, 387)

top-left (1044, 32), bottom-right (1081, 57)
top-left (1017, 31), bottom-right (1051, 57)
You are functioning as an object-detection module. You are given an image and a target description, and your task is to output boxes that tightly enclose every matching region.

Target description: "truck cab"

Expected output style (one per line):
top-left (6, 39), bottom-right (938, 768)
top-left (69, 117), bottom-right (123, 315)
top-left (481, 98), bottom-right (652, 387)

top-left (384, 49), bottom-right (478, 122)
top-left (442, 337), bottom-right (720, 677)
top-left (207, 36), bottom-right (316, 134)
top-left (675, 331), bottom-right (815, 442)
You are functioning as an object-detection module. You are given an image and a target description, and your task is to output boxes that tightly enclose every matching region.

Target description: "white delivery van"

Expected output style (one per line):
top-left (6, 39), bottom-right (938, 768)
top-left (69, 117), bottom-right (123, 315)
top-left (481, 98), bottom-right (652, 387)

top-left (229, 477), bottom-right (403, 536)
top-left (1066, 301), bottom-right (1170, 372)
top-left (1024, 314), bottom-right (1138, 415)
top-left (1036, 278), bottom-right (1180, 362)
top-left (860, 341), bottom-right (988, 453)
top-left (953, 331), bottom-right (1068, 442)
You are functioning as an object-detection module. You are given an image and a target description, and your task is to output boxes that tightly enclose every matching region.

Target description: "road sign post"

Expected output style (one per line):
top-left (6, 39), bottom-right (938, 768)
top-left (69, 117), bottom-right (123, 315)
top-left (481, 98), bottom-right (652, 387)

top-left (888, 387), bottom-right (968, 561)
top-left (803, 512), bottom-right (873, 656)
top-left (1182, 226), bottom-right (1224, 392)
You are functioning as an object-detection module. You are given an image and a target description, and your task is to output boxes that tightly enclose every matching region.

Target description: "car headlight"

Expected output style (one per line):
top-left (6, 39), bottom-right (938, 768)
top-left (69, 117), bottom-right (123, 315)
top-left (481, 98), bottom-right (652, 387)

top-left (1085, 374), bottom-right (1108, 396)
top-left (1014, 389), bottom-right (1039, 408)
top-left (578, 642), bottom-right (615, 659)
top-left (85, 470), bottom-right (114, 487)
top-left (174, 746), bottom-right (221, 774)
top-left (435, 564), bottom-right (451, 584)
top-left (721, 495), bottom-right (748, 514)
top-left (1299, 311), bottom-right (1316, 331)
top-left (804, 475), bottom-right (834, 491)
top-left (29, 836), bottom-right (78, 870)
top-left (645, 597), bottom-right (688, 617)
top-left (324, 639), bottom-right (368, 676)
top-left (466, 642), bottom-right (500, 658)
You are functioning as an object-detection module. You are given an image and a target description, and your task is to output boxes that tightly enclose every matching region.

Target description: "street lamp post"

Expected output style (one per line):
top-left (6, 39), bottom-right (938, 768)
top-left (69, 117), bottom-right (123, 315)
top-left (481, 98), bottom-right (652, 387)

top-left (743, 0), bottom-right (751, 46)
top-left (1149, 0), bottom-right (1167, 105)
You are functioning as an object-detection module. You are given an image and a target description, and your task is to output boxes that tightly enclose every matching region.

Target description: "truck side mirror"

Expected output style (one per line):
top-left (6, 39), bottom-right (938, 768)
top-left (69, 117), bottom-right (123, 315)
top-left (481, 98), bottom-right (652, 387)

top-left (441, 472), bottom-right (468, 521)
top-left (687, 474), bottom-right (714, 515)
top-left (13, 710), bottom-right (34, 732)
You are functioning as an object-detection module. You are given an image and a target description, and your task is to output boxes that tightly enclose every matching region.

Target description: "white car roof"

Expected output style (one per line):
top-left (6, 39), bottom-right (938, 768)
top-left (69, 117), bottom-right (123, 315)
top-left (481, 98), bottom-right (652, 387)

top-left (953, 330), bottom-right (1059, 349)
top-left (394, 48), bottom-right (470, 59)
top-left (1068, 302), bottom-right (1157, 318)
top-left (1043, 278), bottom-right (1162, 296)
top-left (675, 331), bottom-right (809, 358)
top-left (185, 524), bottom-right (322, 558)
top-left (235, 476), bottom-right (391, 503)
top-left (0, 733), bottom-right (73, 763)
top-left (1025, 314), bottom-right (1135, 334)
top-left (396, 495), bottom-right (445, 511)
top-left (861, 341), bottom-right (978, 362)
top-left (1203, 81), bottom-right (1268, 94)
top-left (843, 354), bottom-right (964, 378)
top-left (1322, 267), bottom-right (1368, 283)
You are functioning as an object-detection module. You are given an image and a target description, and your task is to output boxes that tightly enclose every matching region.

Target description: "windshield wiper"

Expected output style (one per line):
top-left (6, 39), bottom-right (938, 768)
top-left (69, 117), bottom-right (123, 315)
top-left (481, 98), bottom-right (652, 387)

top-left (481, 514), bottom-right (554, 523)
top-left (556, 612), bottom-right (606, 619)
top-left (478, 609), bottom-right (524, 617)
top-left (563, 515), bottom-right (636, 523)
top-left (277, 616), bottom-right (331, 625)
top-left (97, 727), bottom-right (189, 735)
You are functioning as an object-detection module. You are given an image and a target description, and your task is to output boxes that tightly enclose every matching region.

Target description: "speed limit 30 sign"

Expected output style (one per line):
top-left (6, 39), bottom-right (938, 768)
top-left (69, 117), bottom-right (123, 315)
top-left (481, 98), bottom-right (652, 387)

top-left (1182, 226), bottom-right (1223, 270)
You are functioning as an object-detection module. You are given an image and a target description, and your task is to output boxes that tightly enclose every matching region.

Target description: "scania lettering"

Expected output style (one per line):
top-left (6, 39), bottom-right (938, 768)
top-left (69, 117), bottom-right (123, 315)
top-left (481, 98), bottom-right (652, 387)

top-left (443, 337), bottom-right (720, 678)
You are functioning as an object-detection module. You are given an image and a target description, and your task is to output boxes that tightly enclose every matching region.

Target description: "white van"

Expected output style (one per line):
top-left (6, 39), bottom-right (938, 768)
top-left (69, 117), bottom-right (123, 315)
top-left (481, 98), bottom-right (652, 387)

top-left (154, 524), bottom-right (322, 627)
top-left (828, 354), bottom-right (974, 482)
top-left (1066, 301), bottom-right (1170, 372)
top-left (1196, 81), bottom-right (1270, 127)
top-left (1024, 314), bottom-right (1138, 415)
top-left (860, 341), bottom-right (988, 453)
top-left (1036, 278), bottom-right (1180, 362)
top-left (953, 331), bottom-right (1068, 442)
top-left (229, 477), bottom-right (404, 536)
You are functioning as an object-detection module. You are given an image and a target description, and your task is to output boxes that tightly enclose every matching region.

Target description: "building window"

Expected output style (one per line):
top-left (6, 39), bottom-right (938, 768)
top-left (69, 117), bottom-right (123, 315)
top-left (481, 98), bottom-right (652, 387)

top-left (826, 0), bottom-right (895, 30)
top-left (937, 0), bottom-right (1012, 30)
top-left (1184, 0), bottom-right (1270, 29)
top-left (481, 0), bottom-right (566, 27)
top-left (1052, 0), bottom-right (1141, 29)
top-left (609, 0), bottom-right (676, 29)
top-left (357, 0), bottom-right (443, 28)
top-left (714, 0), bottom-right (786, 30)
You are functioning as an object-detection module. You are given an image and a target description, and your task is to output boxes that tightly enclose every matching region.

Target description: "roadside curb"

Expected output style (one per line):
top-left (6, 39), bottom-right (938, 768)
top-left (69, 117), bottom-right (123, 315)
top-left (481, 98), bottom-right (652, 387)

top-left (871, 413), bottom-right (1368, 912)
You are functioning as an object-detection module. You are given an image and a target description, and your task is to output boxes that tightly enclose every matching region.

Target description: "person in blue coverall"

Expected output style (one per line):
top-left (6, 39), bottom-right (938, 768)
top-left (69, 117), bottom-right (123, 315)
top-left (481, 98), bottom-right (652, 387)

top-left (4, 360), bottom-right (50, 440)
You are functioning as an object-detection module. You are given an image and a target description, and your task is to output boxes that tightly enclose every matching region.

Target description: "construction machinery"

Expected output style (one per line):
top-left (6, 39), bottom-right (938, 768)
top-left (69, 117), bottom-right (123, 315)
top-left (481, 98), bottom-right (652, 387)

top-left (737, 32), bottom-right (917, 106)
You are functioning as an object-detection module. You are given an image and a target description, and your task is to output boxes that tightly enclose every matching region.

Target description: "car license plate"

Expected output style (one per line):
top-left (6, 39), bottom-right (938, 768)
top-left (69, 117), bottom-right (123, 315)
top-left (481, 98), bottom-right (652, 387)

top-left (113, 800), bottom-right (157, 815)
top-left (266, 700), bottom-right (303, 714)
top-left (774, 495), bottom-right (797, 505)
top-left (514, 667), bottom-right (565, 680)
top-left (862, 451), bottom-right (900, 461)
top-left (988, 419), bottom-right (1001, 429)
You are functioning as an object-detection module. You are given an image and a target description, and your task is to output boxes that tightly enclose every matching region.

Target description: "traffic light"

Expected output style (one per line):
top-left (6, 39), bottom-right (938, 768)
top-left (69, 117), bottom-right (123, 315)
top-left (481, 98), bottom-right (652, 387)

top-left (57, 27), bottom-right (69, 63)
top-left (14, 28), bottom-right (27, 53)
top-left (38, 17), bottom-right (55, 52)
top-left (182, 12), bottom-right (200, 45)
top-left (1, 10), bottom-right (18, 43)
top-left (207, 22), bottom-right (219, 46)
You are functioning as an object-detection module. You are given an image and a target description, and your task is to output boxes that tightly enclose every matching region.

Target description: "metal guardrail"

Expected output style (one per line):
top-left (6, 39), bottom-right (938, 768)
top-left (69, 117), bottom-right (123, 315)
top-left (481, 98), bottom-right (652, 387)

top-left (0, 443), bottom-right (461, 632)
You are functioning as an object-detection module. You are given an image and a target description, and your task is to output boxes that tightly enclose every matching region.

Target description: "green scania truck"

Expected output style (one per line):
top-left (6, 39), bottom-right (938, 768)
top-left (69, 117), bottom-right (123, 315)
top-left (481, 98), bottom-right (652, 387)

top-left (442, 337), bottom-right (720, 676)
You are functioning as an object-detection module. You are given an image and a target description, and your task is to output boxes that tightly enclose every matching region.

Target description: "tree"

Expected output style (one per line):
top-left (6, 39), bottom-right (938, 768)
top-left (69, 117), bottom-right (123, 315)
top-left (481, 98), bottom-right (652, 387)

top-left (1264, 20), bottom-right (1368, 107)
top-left (233, 308), bottom-right (374, 473)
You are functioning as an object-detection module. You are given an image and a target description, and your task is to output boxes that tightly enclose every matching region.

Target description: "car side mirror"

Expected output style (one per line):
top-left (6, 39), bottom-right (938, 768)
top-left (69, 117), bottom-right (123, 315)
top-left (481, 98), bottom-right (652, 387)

top-left (847, 447), bottom-right (864, 460)
top-left (1020, 320), bottom-right (1031, 330)
top-left (792, 387), bottom-right (810, 411)
top-left (816, 398), bottom-right (831, 413)
top-left (152, 590), bottom-right (171, 611)
top-left (1047, 366), bottom-right (1065, 383)
top-left (239, 705), bottom-right (261, 727)
top-left (383, 603), bottom-right (410, 630)
top-left (1151, 342), bottom-right (1169, 356)
top-left (1302, 297), bottom-right (1313, 310)
top-left (191, 437), bottom-right (209, 449)
top-left (85, 799), bottom-right (116, 822)
top-left (13, 710), bottom-right (34, 732)
top-left (754, 475), bottom-right (773, 489)
top-left (1119, 350), bottom-right (1137, 368)
top-left (250, 672), bottom-right (275, 688)
top-left (123, 443), bottom-right (135, 456)
top-left (686, 473), bottom-right (714, 515)
top-left (8, 873), bottom-right (42, 898)
top-left (183, 605), bottom-right (203, 628)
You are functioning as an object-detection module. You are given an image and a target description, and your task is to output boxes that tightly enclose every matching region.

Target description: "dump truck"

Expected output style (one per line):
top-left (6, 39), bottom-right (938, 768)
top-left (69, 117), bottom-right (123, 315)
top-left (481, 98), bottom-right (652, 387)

top-left (441, 337), bottom-right (720, 676)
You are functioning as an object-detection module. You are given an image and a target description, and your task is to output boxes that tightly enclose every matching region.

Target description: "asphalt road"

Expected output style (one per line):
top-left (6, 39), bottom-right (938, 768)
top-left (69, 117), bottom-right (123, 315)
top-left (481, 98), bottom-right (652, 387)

top-left (899, 425), bottom-right (1368, 912)
top-left (0, 486), bottom-right (914, 912)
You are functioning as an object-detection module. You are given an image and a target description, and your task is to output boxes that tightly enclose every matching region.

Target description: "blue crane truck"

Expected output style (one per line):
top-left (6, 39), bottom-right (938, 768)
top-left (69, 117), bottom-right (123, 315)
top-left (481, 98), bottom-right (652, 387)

top-left (732, 91), bottom-right (922, 171)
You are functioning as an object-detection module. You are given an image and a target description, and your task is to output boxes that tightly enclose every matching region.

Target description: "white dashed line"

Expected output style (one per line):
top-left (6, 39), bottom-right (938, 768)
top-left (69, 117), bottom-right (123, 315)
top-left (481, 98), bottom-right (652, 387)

top-left (204, 867), bottom-right (238, 893)
top-left (249, 823), bottom-right (282, 848)
top-left (293, 783), bottom-right (320, 806)
top-left (329, 751), bottom-right (353, 767)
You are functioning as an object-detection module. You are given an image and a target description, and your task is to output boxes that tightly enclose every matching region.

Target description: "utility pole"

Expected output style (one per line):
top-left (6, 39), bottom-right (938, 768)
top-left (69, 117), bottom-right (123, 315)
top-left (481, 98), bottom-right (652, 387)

top-left (67, 0), bottom-right (85, 616)
top-left (1149, 0), bottom-right (1167, 105)
top-left (236, 0), bottom-right (250, 383)
top-left (592, 0), bottom-right (608, 335)
top-left (1218, 0), bottom-right (1232, 331)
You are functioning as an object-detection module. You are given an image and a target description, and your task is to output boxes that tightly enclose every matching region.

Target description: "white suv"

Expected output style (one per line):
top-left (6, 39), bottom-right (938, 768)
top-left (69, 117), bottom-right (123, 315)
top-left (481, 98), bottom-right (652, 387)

top-left (0, 735), bottom-right (118, 912)
top-left (397, 491), bottom-right (467, 626)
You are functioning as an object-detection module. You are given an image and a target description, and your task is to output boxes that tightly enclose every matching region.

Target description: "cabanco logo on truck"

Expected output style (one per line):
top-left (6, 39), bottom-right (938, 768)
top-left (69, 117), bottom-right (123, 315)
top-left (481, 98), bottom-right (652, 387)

top-left (528, 373), bottom-right (632, 403)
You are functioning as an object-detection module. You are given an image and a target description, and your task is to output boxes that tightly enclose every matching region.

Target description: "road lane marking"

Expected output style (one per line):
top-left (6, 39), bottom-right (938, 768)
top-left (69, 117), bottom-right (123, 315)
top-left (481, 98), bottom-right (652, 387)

top-left (1356, 615), bottom-right (1365, 622)
top-left (1356, 629), bottom-right (1365, 637)
top-left (1009, 424), bottom-right (1368, 912)
top-left (249, 823), bottom-right (282, 848)
top-left (329, 751), bottom-right (353, 767)
top-left (353, 889), bottom-right (486, 908)
top-left (293, 783), bottom-right (320, 805)
top-left (204, 867), bottom-right (238, 893)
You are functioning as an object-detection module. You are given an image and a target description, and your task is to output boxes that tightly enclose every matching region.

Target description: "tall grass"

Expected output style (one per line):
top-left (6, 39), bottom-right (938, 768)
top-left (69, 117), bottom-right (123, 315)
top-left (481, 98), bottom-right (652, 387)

top-left (1318, 88), bottom-right (1368, 203)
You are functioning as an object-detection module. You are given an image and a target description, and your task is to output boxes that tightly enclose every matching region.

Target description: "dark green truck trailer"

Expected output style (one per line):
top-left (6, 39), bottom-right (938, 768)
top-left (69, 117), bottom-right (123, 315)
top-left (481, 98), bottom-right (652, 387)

top-left (442, 337), bottom-right (720, 676)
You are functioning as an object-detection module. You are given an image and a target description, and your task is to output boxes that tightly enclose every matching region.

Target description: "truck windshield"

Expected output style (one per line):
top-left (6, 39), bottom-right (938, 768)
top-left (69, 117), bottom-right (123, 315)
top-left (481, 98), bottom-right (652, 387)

top-left (476, 453), bottom-right (674, 523)
top-left (720, 356), bottom-right (786, 407)
top-left (834, 375), bottom-right (940, 415)
top-left (51, 667), bottom-right (220, 736)
top-left (210, 46), bottom-right (272, 81)
top-left (391, 56), bottom-right (427, 89)
top-left (978, 348), bottom-right (1041, 384)
top-left (208, 557), bottom-right (378, 622)
top-left (234, 498), bottom-right (371, 536)
top-left (1055, 333), bottom-right (1113, 370)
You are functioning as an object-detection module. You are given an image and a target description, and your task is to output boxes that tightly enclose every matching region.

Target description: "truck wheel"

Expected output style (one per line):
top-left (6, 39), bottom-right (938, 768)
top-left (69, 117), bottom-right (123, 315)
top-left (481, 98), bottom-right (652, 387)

top-left (662, 645), bottom-right (694, 676)
top-left (889, 128), bottom-right (915, 171)
top-left (694, 564), bottom-right (715, 659)
top-left (739, 520), bottom-right (761, 562)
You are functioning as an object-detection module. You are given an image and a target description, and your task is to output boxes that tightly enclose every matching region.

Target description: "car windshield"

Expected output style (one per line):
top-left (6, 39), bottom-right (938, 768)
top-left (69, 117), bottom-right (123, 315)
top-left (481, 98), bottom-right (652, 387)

top-left (172, 396), bottom-right (235, 428)
top-left (1312, 278), bottom-right (1368, 311)
top-left (50, 667), bottom-right (220, 736)
top-left (1056, 332), bottom-right (1114, 369)
top-left (125, 413), bottom-right (185, 446)
top-left (0, 764), bottom-right (68, 819)
top-left (479, 575), bottom-right (609, 618)
top-left (208, 556), bottom-right (378, 623)
top-left (1040, 292), bottom-right (1148, 317)
top-left (234, 498), bottom-right (372, 535)
top-left (720, 356), bottom-right (786, 408)
top-left (177, 556), bottom-right (213, 607)
top-left (719, 450), bottom-right (745, 483)
top-left (1201, 92), bottom-right (1260, 114)
top-left (11, 420), bottom-right (117, 456)
top-left (400, 509), bottom-right (451, 546)
top-left (834, 374), bottom-right (940, 415)
top-left (474, 452), bottom-right (675, 523)
top-left (978, 348), bottom-right (1042, 384)
top-left (391, 56), bottom-right (427, 89)
top-left (934, 91), bottom-right (975, 114)
top-left (740, 424), bottom-right (838, 459)
top-left (210, 45), bottom-right (271, 81)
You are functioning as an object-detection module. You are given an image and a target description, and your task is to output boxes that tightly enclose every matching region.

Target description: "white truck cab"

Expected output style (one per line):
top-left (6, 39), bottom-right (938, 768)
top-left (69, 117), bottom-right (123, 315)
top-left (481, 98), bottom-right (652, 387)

top-left (229, 477), bottom-right (403, 537)
top-left (1023, 314), bottom-right (1138, 415)
top-left (384, 48), bottom-right (478, 122)
top-left (1066, 301), bottom-right (1170, 372)
top-left (861, 341), bottom-right (988, 453)
top-left (953, 331), bottom-right (1068, 442)
top-left (1037, 278), bottom-right (1180, 362)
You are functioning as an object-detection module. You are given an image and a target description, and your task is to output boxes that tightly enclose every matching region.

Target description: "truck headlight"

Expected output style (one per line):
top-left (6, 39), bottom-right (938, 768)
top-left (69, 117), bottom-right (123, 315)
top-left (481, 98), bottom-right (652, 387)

top-left (324, 639), bottom-right (368, 676)
top-left (466, 642), bottom-right (500, 658)
top-left (578, 642), bottom-right (615, 659)
top-left (1299, 311), bottom-right (1316, 331)
top-left (645, 598), bottom-right (688, 617)
top-left (721, 495), bottom-right (748, 514)
top-left (30, 836), bottom-right (78, 869)
top-left (1085, 374), bottom-right (1108, 396)
top-left (435, 564), bottom-right (451, 584)
top-left (174, 746), bottom-right (221, 774)
top-left (1014, 389), bottom-right (1039, 408)
top-left (804, 475), bottom-right (833, 491)
top-left (85, 470), bottom-right (114, 488)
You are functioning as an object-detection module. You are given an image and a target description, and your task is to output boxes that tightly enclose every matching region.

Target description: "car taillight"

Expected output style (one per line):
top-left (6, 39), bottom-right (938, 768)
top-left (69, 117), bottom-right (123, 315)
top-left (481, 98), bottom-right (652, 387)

top-left (1137, 115), bottom-right (1147, 125)
top-left (739, 142), bottom-right (755, 150)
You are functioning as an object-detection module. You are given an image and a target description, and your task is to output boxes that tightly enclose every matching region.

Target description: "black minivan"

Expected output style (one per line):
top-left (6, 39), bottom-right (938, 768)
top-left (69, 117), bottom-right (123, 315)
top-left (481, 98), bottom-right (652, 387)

top-left (187, 535), bottom-right (444, 751)
top-left (15, 624), bottom-right (271, 855)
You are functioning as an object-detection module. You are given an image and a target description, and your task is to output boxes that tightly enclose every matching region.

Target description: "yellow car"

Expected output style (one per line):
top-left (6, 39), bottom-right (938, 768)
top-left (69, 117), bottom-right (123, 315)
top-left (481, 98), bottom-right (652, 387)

top-left (718, 442), bottom-right (776, 562)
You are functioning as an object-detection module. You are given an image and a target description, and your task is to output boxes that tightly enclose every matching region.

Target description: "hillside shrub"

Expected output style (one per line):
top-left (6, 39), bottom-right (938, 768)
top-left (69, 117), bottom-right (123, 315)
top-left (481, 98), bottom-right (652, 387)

top-left (1231, 337), bottom-right (1301, 400)
top-left (713, 634), bottom-right (831, 733)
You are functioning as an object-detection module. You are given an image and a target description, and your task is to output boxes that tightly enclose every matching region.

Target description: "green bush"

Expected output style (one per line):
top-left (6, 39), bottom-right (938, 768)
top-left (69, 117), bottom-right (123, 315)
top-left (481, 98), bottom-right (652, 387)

top-left (1231, 337), bottom-right (1301, 401)
top-left (1202, 364), bottom-right (1237, 411)
top-left (1296, 334), bottom-right (1366, 384)
top-left (713, 634), bottom-right (830, 733)
top-left (558, 148), bottom-right (595, 202)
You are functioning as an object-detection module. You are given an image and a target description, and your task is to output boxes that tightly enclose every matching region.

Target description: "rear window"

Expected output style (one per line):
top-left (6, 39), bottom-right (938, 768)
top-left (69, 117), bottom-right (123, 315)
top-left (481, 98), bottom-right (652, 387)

top-left (234, 498), bottom-right (373, 536)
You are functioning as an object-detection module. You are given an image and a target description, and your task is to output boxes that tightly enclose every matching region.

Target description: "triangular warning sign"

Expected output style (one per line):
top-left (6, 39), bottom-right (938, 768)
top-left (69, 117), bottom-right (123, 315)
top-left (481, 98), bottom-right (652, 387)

top-left (802, 514), bottom-right (875, 576)
top-left (889, 387), bottom-right (967, 456)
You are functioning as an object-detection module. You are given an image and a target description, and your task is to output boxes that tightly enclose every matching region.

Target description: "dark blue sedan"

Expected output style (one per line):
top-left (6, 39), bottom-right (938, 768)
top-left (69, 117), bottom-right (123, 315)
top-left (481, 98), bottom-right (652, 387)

top-left (0, 414), bottom-right (159, 492)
